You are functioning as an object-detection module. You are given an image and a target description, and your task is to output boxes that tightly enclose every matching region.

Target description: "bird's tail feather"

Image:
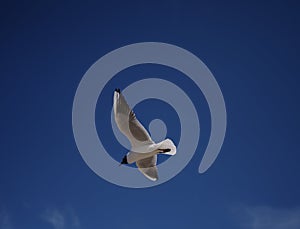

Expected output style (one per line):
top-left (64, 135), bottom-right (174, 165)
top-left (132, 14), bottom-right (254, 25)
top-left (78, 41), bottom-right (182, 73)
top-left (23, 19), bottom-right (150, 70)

top-left (157, 139), bottom-right (176, 155)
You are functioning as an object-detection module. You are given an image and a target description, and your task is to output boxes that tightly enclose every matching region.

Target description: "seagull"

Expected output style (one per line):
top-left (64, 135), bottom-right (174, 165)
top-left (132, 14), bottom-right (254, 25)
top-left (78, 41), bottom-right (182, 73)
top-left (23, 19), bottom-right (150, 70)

top-left (113, 88), bottom-right (176, 181)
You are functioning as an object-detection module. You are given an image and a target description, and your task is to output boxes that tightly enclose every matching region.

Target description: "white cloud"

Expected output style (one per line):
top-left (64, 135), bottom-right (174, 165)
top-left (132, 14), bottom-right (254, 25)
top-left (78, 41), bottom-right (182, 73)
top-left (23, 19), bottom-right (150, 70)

top-left (42, 207), bottom-right (80, 229)
top-left (236, 205), bottom-right (300, 229)
top-left (42, 208), bottom-right (65, 229)
top-left (0, 208), bottom-right (12, 229)
top-left (68, 207), bottom-right (80, 228)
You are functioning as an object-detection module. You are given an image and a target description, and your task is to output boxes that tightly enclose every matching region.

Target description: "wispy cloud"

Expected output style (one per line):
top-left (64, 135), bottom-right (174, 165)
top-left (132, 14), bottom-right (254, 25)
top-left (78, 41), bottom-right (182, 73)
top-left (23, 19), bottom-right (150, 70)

top-left (235, 205), bottom-right (300, 229)
top-left (42, 208), bottom-right (65, 229)
top-left (42, 207), bottom-right (80, 229)
top-left (0, 208), bottom-right (12, 229)
top-left (68, 208), bottom-right (80, 228)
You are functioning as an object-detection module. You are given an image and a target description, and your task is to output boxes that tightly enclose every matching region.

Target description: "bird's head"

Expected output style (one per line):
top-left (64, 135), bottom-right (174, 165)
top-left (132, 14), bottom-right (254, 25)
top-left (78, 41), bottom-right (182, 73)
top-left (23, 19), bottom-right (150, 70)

top-left (120, 155), bottom-right (128, 165)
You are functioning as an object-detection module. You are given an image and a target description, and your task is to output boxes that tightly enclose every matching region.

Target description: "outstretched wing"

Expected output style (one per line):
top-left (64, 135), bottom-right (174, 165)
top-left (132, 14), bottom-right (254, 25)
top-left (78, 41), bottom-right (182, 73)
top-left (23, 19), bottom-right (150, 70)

top-left (113, 89), bottom-right (154, 148)
top-left (136, 155), bottom-right (158, 181)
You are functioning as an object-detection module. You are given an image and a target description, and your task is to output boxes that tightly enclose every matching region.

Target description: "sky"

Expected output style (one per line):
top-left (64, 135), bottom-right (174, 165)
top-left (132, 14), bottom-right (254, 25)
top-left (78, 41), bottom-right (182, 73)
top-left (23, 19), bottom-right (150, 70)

top-left (1, 0), bottom-right (300, 228)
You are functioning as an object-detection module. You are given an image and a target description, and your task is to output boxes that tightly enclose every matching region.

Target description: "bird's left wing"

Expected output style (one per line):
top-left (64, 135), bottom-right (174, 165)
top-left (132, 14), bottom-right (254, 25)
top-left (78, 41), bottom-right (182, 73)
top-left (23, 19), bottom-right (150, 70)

top-left (136, 155), bottom-right (158, 181)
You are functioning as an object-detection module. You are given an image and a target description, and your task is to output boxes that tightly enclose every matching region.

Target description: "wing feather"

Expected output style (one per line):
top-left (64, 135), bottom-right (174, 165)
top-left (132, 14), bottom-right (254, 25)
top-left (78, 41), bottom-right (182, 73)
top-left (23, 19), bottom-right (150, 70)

top-left (136, 155), bottom-right (158, 181)
top-left (113, 90), bottom-right (154, 148)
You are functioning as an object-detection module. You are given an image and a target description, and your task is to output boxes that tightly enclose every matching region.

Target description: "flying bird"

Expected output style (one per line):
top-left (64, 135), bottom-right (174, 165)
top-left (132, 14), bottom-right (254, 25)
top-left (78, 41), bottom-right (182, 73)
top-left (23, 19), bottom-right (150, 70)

top-left (114, 88), bottom-right (176, 181)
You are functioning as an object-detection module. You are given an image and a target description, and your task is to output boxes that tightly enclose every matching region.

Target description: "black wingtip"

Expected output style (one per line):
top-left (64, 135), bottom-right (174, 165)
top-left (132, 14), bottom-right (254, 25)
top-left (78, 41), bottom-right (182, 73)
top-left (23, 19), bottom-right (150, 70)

top-left (115, 88), bottom-right (121, 93)
top-left (158, 148), bottom-right (171, 153)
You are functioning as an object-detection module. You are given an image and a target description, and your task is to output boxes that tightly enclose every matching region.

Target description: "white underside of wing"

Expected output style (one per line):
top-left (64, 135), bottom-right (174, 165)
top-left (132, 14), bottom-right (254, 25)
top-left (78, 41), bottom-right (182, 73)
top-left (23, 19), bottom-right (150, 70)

top-left (136, 155), bottom-right (158, 181)
top-left (138, 166), bottom-right (158, 181)
top-left (113, 91), bottom-right (154, 148)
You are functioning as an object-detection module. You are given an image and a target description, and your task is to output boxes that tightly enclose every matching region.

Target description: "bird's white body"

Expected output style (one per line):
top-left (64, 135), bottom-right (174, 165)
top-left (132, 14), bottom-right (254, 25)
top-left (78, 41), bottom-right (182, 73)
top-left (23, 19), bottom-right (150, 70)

top-left (127, 138), bottom-right (176, 164)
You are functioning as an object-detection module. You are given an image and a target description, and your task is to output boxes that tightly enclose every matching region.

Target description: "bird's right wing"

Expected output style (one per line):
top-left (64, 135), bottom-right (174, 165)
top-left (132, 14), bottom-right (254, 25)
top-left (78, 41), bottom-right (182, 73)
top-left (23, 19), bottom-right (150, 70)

top-left (114, 89), bottom-right (154, 148)
top-left (136, 155), bottom-right (158, 181)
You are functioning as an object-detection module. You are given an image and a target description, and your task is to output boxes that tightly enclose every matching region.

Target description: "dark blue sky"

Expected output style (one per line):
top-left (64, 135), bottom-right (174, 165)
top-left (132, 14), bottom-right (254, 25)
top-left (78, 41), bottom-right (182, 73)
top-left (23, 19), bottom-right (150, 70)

top-left (1, 1), bottom-right (300, 228)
